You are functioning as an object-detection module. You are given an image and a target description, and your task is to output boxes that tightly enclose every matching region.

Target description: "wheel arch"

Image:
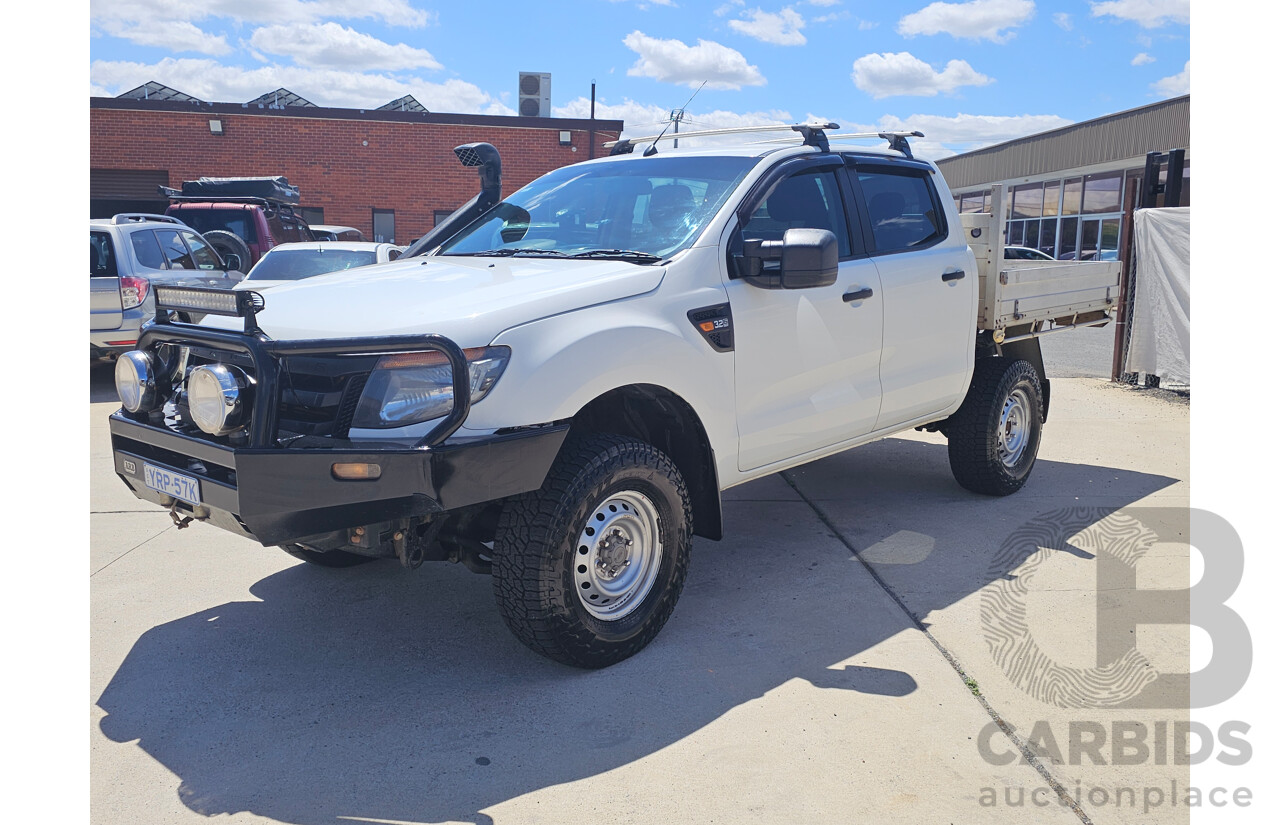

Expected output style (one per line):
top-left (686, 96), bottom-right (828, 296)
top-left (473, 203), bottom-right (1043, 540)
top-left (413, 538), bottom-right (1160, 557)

top-left (568, 383), bottom-right (723, 541)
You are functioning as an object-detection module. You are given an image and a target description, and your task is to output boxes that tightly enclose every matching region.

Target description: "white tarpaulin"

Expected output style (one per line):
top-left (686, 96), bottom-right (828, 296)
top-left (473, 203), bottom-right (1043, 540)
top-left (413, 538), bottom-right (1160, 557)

top-left (1125, 207), bottom-right (1190, 384)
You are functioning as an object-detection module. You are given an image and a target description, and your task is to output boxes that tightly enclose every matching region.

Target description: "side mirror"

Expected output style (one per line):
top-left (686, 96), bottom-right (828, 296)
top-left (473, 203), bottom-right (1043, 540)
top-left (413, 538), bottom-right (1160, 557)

top-left (741, 228), bottom-right (839, 289)
top-left (223, 253), bottom-right (243, 274)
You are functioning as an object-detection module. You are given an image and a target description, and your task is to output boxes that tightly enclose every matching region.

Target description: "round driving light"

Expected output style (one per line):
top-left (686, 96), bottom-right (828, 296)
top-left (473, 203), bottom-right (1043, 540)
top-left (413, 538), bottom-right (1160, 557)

top-left (188, 364), bottom-right (251, 436)
top-left (115, 351), bottom-right (159, 413)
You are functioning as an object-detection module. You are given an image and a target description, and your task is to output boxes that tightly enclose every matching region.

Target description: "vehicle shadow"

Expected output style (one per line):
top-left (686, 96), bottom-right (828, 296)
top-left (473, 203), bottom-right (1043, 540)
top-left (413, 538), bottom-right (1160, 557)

top-left (94, 442), bottom-right (1178, 825)
top-left (90, 361), bottom-right (118, 403)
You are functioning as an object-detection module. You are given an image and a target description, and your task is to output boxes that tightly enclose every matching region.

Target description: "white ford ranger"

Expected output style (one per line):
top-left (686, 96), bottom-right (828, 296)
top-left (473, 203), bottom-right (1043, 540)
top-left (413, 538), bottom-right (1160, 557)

top-left (109, 124), bottom-right (1119, 668)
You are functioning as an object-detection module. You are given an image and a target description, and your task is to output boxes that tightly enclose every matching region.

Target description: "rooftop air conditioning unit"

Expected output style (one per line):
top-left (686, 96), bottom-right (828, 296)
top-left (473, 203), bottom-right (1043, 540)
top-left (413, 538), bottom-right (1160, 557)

top-left (519, 72), bottom-right (551, 118)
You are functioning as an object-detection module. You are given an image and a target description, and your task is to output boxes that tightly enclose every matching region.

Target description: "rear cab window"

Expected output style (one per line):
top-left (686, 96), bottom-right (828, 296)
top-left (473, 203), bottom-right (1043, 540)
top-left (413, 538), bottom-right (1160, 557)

top-left (850, 160), bottom-right (947, 254)
top-left (168, 207), bottom-right (260, 244)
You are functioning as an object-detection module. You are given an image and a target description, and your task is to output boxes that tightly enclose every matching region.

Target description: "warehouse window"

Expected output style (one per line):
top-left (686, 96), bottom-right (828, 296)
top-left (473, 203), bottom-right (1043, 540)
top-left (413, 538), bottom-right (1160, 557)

top-left (433, 209), bottom-right (457, 226)
top-left (300, 207), bottom-right (324, 226)
top-left (373, 209), bottom-right (395, 243)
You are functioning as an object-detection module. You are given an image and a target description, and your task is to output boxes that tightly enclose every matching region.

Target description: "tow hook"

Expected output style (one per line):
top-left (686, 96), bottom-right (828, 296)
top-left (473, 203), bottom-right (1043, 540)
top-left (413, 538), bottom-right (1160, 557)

top-left (167, 500), bottom-right (209, 530)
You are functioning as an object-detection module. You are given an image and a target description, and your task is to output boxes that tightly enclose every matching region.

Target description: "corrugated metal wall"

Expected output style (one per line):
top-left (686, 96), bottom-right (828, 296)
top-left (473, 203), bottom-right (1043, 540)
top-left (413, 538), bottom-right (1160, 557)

top-left (936, 96), bottom-right (1190, 190)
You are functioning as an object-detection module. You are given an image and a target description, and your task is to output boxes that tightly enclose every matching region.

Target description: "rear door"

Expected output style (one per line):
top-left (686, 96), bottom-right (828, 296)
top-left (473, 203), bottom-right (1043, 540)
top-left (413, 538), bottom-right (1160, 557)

top-left (847, 157), bottom-right (977, 429)
top-left (90, 230), bottom-right (122, 330)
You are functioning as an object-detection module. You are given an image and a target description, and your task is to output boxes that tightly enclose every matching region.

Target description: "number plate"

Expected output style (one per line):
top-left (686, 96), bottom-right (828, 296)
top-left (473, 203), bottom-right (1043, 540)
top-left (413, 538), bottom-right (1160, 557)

top-left (143, 463), bottom-right (202, 505)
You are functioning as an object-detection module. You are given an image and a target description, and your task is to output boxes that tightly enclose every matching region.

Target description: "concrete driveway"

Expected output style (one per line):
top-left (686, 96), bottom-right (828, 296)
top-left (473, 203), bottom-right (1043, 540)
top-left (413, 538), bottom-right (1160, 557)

top-left (90, 364), bottom-right (1189, 824)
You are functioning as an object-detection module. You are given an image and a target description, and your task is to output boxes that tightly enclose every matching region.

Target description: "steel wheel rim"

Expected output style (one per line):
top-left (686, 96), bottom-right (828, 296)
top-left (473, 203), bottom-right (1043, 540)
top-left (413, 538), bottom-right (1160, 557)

top-left (573, 490), bottom-right (663, 620)
top-left (997, 388), bottom-right (1031, 468)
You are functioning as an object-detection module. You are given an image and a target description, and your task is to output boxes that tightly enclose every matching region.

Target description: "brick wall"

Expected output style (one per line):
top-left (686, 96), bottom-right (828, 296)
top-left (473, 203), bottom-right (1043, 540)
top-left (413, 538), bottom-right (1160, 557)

top-left (90, 103), bottom-right (622, 243)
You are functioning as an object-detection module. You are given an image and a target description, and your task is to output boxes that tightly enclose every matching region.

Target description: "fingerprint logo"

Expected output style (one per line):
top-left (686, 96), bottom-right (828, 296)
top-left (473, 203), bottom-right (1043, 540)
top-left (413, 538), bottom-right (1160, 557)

top-left (982, 507), bottom-right (1161, 708)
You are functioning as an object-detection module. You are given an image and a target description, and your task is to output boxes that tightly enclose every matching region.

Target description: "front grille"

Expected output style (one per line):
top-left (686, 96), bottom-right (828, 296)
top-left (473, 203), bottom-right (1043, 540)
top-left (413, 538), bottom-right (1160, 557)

top-left (277, 360), bottom-right (372, 438)
top-left (160, 348), bottom-right (376, 445)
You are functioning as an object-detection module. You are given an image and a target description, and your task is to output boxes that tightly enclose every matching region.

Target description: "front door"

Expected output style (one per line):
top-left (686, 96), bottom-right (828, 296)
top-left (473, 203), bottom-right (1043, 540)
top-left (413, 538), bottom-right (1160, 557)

top-left (727, 161), bottom-right (884, 471)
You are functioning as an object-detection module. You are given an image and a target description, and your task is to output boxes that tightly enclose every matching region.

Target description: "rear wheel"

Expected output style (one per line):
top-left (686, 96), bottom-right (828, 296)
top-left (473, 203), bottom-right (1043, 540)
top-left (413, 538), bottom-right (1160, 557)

top-left (279, 544), bottom-right (377, 568)
top-left (946, 358), bottom-right (1043, 496)
top-left (492, 434), bottom-right (692, 668)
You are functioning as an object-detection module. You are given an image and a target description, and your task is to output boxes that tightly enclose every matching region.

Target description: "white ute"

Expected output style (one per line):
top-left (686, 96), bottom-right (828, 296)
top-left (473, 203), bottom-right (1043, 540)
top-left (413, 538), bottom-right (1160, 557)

top-left (109, 124), bottom-right (1120, 668)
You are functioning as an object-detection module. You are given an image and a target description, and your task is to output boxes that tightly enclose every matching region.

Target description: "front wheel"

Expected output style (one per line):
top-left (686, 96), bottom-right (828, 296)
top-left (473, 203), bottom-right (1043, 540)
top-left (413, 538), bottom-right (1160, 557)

top-left (946, 357), bottom-right (1043, 496)
top-left (492, 434), bottom-right (692, 668)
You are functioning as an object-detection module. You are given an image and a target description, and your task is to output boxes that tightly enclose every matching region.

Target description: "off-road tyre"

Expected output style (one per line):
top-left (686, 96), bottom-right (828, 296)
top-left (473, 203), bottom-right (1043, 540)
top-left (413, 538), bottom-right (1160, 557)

top-left (203, 230), bottom-right (253, 272)
top-left (946, 357), bottom-right (1043, 496)
top-left (279, 544), bottom-right (377, 568)
top-left (492, 433), bottom-right (692, 668)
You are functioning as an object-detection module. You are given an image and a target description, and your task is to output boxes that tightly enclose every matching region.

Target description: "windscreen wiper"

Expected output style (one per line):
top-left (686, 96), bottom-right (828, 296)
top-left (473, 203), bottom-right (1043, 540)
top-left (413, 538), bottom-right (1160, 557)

top-left (451, 248), bottom-right (569, 257)
top-left (569, 249), bottom-right (663, 263)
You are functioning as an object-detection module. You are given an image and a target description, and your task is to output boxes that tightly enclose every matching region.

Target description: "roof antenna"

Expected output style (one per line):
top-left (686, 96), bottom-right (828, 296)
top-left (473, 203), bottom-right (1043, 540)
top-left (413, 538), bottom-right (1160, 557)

top-left (643, 80), bottom-right (707, 157)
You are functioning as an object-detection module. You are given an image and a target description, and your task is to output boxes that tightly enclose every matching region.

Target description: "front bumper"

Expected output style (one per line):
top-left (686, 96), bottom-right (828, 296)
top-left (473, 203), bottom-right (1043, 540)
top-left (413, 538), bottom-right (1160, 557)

top-left (111, 413), bottom-right (569, 546)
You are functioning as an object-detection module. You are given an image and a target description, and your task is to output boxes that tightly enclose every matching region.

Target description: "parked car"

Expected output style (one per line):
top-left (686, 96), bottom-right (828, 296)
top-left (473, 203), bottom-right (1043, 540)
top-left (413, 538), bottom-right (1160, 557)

top-left (161, 177), bottom-right (315, 270)
top-left (309, 225), bottom-right (367, 242)
top-left (233, 242), bottom-right (404, 291)
top-left (1003, 245), bottom-right (1054, 261)
top-left (109, 129), bottom-right (1120, 668)
top-left (90, 214), bottom-right (243, 361)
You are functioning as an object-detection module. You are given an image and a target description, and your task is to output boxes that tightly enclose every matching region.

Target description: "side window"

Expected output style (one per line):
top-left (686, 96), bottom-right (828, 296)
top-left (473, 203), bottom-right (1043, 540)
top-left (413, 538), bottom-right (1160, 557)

top-left (857, 167), bottom-right (945, 253)
top-left (90, 231), bottom-right (118, 278)
top-left (181, 231), bottom-right (222, 270)
top-left (130, 230), bottom-right (167, 270)
top-left (740, 169), bottom-right (852, 258)
top-left (156, 229), bottom-right (194, 269)
top-left (266, 214), bottom-right (289, 245)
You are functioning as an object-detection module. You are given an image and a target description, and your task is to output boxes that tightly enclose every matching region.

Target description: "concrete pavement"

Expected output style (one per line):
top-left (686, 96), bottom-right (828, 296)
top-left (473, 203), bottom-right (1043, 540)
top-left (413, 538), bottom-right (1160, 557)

top-left (90, 365), bottom-right (1189, 824)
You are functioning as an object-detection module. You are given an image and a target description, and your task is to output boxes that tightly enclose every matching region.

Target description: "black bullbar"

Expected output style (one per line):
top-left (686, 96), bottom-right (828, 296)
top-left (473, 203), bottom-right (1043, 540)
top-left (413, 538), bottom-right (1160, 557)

top-left (110, 318), bottom-right (570, 547)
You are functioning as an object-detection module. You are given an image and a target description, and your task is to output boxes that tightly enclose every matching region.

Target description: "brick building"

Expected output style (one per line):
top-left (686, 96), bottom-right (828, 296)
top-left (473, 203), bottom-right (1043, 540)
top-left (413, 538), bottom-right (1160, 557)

top-left (90, 90), bottom-right (623, 244)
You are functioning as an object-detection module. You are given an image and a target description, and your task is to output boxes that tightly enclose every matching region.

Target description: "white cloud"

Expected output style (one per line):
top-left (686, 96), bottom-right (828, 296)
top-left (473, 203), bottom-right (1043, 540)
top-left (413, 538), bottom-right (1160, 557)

top-left (852, 52), bottom-right (992, 98)
top-left (1131, 52), bottom-right (1155, 65)
top-left (249, 23), bottom-right (441, 71)
top-left (1153, 60), bottom-right (1189, 95)
top-left (1053, 12), bottom-right (1072, 30)
top-left (875, 112), bottom-right (1074, 159)
top-left (714, 0), bottom-right (746, 15)
top-left (897, 0), bottom-right (1034, 43)
top-left (858, 19), bottom-right (878, 29)
top-left (89, 57), bottom-right (512, 114)
top-left (729, 8), bottom-right (808, 46)
top-left (623, 31), bottom-right (766, 89)
top-left (807, 0), bottom-right (841, 6)
top-left (99, 20), bottom-right (231, 55)
top-left (89, 0), bottom-right (430, 30)
top-left (1090, 0), bottom-right (1189, 28)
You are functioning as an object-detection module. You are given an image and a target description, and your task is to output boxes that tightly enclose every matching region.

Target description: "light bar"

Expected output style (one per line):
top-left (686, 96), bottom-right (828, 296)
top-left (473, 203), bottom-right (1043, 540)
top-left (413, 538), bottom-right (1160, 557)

top-left (155, 286), bottom-right (264, 318)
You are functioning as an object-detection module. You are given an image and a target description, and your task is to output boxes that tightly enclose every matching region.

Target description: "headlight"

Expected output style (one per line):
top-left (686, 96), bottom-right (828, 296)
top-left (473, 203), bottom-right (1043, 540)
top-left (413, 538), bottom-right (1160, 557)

top-left (351, 346), bottom-right (510, 429)
top-left (115, 350), bottom-right (160, 413)
top-left (188, 364), bottom-right (253, 436)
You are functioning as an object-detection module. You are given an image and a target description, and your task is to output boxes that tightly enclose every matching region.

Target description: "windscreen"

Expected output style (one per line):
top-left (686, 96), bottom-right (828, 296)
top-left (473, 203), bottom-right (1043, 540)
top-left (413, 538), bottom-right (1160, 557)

top-left (246, 249), bottom-right (378, 281)
top-left (439, 155), bottom-right (757, 260)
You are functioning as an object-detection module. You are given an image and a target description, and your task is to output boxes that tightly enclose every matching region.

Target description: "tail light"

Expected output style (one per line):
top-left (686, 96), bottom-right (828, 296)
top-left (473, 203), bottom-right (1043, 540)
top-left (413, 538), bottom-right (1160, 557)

top-left (120, 275), bottom-right (149, 309)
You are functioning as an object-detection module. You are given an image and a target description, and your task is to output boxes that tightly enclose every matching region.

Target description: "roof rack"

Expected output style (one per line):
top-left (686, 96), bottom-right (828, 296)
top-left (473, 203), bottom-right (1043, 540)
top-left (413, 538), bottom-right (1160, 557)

top-left (111, 213), bottom-right (185, 225)
top-left (754, 130), bottom-right (926, 158)
top-left (605, 121), bottom-right (841, 155)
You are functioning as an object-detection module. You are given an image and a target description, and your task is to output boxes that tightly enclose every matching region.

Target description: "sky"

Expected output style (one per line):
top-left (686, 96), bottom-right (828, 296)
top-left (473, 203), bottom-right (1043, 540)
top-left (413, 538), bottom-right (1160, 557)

top-left (88, 0), bottom-right (1191, 161)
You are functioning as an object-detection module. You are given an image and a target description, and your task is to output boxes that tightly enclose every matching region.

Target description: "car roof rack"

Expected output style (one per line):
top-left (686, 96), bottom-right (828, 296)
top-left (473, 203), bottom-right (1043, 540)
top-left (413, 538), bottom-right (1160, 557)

top-left (605, 121), bottom-right (841, 155)
top-left (111, 213), bottom-right (185, 225)
top-left (751, 130), bottom-right (926, 158)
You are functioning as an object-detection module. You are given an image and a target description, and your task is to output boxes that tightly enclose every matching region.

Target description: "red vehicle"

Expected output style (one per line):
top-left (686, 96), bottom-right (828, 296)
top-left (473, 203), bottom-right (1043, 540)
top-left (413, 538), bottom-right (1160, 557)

top-left (161, 177), bottom-right (315, 269)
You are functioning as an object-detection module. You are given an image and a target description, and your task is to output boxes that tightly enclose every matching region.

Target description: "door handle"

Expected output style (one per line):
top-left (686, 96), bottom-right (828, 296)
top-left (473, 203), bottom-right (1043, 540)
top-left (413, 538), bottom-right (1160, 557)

top-left (942, 269), bottom-right (966, 282)
top-left (843, 287), bottom-right (874, 302)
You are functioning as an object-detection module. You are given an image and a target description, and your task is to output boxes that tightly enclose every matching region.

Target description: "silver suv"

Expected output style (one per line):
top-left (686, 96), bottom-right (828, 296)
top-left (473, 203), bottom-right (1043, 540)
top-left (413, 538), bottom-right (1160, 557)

top-left (90, 214), bottom-right (244, 361)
